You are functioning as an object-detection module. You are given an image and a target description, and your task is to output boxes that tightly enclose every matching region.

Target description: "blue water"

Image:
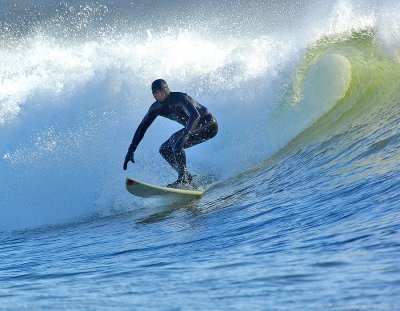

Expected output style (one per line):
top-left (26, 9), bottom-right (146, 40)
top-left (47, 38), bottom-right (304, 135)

top-left (1, 0), bottom-right (400, 309)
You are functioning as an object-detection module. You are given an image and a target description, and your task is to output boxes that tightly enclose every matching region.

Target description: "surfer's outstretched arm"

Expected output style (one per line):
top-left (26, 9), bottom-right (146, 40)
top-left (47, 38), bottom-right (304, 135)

top-left (123, 108), bottom-right (157, 170)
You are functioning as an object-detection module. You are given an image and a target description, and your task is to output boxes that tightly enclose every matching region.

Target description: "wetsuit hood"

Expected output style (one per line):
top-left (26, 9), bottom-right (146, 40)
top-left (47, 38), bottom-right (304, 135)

top-left (151, 79), bottom-right (170, 97)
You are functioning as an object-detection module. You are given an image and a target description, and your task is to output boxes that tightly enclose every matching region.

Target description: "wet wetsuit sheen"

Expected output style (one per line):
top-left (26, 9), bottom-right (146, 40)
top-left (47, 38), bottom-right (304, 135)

top-left (130, 92), bottom-right (218, 178)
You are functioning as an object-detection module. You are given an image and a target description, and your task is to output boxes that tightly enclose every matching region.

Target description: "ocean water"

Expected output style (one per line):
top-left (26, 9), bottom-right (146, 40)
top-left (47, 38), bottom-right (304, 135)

top-left (1, 0), bottom-right (400, 309)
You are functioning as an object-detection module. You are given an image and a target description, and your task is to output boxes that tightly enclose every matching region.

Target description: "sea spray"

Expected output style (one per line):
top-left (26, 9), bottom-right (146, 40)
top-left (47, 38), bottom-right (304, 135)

top-left (1, 0), bottom-right (399, 230)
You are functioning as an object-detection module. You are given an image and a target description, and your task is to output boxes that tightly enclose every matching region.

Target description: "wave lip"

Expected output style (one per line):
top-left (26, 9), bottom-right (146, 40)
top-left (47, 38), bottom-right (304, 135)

top-left (299, 53), bottom-right (351, 117)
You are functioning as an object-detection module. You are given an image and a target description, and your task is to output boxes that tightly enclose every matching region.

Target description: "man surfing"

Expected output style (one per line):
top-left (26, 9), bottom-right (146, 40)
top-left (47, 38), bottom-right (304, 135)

top-left (123, 79), bottom-right (218, 189)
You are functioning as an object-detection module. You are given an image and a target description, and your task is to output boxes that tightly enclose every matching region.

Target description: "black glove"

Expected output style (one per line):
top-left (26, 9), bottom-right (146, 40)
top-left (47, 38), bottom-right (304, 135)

top-left (123, 144), bottom-right (136, 170)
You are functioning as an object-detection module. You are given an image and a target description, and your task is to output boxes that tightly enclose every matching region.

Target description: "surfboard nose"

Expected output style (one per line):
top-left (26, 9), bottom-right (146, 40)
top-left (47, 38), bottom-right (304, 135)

top-left (126, 178), bottom-right (138, 186)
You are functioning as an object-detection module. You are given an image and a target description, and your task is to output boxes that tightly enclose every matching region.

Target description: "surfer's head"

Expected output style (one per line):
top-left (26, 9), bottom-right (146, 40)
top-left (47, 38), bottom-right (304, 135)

top-left (152, 79), bottom-right (170, 102)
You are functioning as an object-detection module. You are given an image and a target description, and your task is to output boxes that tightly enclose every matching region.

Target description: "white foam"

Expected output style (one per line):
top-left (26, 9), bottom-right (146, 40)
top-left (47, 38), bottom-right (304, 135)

top-left (1, 0), bottom-right (399, 230)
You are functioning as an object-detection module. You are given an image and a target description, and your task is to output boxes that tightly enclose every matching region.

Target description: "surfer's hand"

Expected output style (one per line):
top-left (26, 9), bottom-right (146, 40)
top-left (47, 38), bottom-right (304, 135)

top-left (123, 151), bottom-right (135, 170)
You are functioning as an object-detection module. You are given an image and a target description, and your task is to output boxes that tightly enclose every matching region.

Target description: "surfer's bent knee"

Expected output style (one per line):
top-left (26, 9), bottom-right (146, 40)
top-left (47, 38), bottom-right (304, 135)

top-left (159, 142), bottom-right (171, 156)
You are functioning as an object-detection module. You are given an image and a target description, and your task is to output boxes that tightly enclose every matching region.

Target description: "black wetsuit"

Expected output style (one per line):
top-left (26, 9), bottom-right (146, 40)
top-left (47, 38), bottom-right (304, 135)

top-left (129, 92), bottom-right (218, 180)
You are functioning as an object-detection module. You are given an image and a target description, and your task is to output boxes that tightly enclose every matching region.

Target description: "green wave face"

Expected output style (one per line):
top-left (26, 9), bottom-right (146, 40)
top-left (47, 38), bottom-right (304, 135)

top-left (280, 29), bottom-right (400, 155)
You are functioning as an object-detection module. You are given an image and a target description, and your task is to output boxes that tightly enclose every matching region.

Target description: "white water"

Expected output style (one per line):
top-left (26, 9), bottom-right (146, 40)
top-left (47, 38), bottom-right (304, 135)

top-left (0, 0), bottom-right (399, 231)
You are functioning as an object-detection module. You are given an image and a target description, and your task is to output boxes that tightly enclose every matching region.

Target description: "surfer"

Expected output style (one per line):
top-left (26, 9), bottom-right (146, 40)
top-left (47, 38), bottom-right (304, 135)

top-left (123, 79), bottom-right (218, 189)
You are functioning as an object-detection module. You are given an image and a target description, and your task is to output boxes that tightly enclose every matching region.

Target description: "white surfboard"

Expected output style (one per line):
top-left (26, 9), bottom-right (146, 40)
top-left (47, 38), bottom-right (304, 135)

top-left (126, 178), bottom-right (204, 198)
